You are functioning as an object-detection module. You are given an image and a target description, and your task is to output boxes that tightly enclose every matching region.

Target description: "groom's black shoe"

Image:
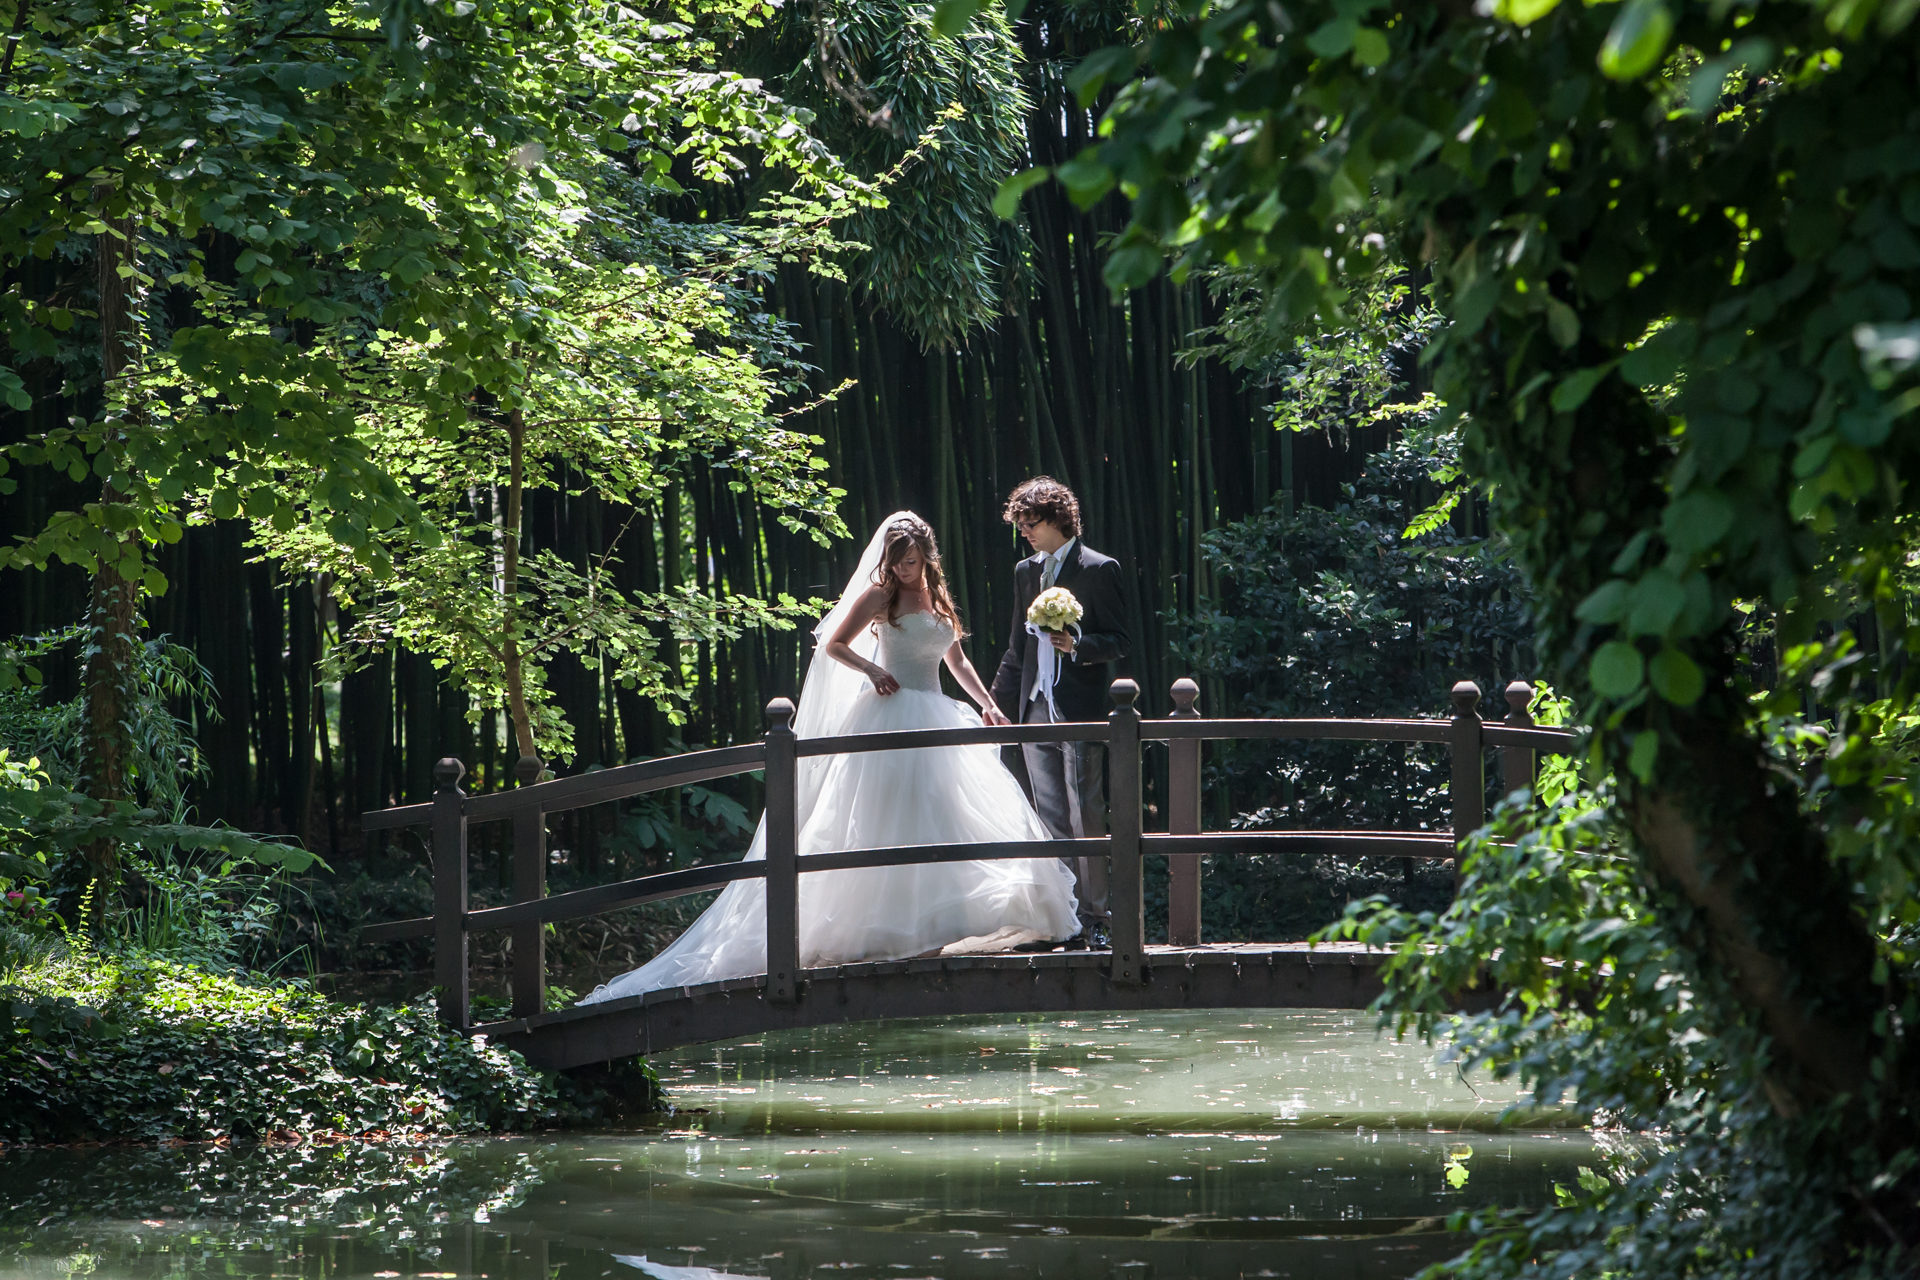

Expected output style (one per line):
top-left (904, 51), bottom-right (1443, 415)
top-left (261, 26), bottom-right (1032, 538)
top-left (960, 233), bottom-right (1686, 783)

top-left (1057, 930), bottom-right (1091, 951)
top-left (1086, 922), bottom-right (1113, 951)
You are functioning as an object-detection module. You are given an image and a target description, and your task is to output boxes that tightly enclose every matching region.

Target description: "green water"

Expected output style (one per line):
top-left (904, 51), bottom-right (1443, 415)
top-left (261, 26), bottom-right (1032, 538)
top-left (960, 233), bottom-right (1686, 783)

top-left (0, 1010), bottom-right (1598, 1279)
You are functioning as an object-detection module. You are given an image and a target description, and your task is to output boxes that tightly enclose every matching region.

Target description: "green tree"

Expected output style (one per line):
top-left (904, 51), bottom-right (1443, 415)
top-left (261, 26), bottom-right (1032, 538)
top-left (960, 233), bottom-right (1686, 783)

top-left (0, 0), bottom-right (865, 896)
top-left (974, 0), bottom-right (1920, 1268)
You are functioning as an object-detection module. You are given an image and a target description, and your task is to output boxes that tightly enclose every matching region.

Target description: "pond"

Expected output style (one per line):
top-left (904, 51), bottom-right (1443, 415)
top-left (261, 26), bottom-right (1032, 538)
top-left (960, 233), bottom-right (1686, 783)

top-left (0, 1010), bottom-right (1600, 1279)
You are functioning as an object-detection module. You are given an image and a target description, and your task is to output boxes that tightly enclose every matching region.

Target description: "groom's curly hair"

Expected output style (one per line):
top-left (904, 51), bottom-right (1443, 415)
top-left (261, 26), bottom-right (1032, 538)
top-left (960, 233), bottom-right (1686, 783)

top-left (1001, 476), bottom-right (1082, 538)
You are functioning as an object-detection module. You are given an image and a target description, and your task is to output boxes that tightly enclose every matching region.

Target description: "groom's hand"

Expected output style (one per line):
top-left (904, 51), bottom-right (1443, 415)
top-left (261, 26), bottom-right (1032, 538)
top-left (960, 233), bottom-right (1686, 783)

top-left (1047, 630), bottom-right (1076, 655)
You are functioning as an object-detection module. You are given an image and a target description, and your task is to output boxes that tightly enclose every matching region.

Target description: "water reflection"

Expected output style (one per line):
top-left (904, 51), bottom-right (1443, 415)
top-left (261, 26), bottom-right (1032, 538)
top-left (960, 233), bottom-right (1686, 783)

top-left (0, 1011), bottom-right (1595, 1280)
top-left (654, 1009), bottom-right (1555, 1133)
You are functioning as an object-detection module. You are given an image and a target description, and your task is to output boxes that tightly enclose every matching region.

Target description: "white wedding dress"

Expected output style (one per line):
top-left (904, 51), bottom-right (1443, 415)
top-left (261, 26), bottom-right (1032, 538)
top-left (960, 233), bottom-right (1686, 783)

top-left (580, 515), bottom-right (1080, 1005)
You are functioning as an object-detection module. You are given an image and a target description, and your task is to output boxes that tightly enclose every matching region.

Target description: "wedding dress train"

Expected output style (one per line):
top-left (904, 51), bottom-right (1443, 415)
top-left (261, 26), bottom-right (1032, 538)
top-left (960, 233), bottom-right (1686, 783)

top-left (580, 521), bottom-right (1079, 1005)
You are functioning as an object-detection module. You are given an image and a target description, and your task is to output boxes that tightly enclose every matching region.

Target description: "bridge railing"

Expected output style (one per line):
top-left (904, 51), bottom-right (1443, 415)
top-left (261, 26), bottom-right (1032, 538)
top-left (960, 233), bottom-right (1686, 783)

top-left (358, 677), bottom-right (1574, 1031)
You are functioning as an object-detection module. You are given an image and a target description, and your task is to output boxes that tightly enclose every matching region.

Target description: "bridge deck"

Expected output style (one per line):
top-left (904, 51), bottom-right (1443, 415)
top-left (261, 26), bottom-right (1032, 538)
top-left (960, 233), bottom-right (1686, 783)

top-left (481, 942), bottom-right (1397, 1069)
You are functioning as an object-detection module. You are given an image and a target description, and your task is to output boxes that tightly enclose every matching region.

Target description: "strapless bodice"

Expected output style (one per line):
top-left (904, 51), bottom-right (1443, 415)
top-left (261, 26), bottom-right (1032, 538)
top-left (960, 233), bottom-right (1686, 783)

top-left (875, 611), bottom-right (954, 692)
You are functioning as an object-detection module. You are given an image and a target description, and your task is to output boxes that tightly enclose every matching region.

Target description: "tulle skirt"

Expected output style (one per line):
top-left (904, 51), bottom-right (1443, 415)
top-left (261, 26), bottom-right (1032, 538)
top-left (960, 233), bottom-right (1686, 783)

top-left (578, 687), bottom-right (1080, 1003)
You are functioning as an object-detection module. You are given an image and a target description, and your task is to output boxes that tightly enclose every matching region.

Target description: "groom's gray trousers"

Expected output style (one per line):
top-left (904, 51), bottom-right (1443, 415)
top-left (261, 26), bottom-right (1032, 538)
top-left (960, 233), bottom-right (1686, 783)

top-left (1022, 695), bottom-right (1110, 924)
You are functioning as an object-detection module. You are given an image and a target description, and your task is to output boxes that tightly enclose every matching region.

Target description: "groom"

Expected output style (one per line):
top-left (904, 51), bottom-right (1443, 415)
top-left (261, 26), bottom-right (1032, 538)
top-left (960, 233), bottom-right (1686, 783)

top-left (990, 477), bottom-right (1130, 944)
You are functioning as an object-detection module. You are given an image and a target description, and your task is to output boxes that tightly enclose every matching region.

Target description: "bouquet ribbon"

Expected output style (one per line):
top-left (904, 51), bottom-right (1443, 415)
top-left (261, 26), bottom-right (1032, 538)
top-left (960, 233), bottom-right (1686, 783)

top-left (1025, 620), bottom-right (1083, 721)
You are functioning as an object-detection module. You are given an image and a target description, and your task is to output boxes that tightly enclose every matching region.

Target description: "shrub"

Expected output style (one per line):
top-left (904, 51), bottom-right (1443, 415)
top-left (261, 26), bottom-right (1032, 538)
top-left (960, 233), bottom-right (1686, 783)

top-left (0, 946), bottom-right (560, 1143)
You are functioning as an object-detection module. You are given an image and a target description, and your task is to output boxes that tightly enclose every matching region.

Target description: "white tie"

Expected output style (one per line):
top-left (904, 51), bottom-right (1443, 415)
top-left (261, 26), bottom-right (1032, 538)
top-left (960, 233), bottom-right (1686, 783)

top-left (1042, 553), bottom-right (1059, 590)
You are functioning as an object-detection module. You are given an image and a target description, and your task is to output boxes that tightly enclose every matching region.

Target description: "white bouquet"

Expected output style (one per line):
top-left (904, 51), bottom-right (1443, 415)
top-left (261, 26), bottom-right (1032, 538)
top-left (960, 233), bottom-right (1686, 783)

top-left (1027, 586), bottom-right (1083, 633)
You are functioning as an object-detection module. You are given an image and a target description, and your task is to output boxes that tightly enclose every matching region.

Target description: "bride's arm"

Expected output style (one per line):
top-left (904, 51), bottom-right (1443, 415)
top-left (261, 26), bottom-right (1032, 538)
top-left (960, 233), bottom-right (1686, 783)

top-left (824, 586), bottom-right (900, 695)
top-left (945, 641), bottom-right (1012, 726)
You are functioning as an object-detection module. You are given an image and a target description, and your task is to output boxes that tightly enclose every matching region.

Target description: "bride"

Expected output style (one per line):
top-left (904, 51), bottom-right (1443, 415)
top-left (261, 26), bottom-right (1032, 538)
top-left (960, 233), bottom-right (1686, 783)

top-left (579, 512), bottom-right (1080, 1003)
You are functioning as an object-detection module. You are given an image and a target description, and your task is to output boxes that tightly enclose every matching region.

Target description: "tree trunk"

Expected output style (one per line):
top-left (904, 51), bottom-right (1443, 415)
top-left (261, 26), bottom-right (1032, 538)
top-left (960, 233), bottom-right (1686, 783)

top-left (500, 406), bottom-right (538, 764)
top-left (76, 210), bottom-right (140, 929)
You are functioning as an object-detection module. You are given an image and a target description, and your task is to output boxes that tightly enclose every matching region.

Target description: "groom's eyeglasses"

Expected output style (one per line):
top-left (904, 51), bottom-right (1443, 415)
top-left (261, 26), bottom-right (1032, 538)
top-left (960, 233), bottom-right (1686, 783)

top-left (1015, 519), bottom-right (1041, 531)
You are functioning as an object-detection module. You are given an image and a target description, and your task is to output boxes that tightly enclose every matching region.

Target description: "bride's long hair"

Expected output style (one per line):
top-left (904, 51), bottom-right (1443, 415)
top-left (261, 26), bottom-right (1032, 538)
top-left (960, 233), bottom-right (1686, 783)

top-left (871, 516), bottom-right (964, 637)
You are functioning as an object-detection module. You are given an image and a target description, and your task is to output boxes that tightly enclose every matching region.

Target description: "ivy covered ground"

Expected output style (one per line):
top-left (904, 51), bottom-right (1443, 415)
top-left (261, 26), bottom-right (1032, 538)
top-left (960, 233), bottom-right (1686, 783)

top-left (0, 945), bottom-right (651, 1146)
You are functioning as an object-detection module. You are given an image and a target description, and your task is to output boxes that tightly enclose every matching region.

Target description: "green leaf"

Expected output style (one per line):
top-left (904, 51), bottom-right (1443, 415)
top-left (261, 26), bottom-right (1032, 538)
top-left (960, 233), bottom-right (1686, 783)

top-left (1550, 365), bottom-right (1612, 413)
top-left (1056, 153), bottom-right (1117, 207)
top-left (1590, 640), bottom-right (1646, 697)
top-left (1104, 244), bottom-right (1163, 291)
top-left (1627, 568), bottom-right (1687, 636)
top-left (1575, 579), bottom-right (1631, 624)
top-left (1306, 17), bottom-right (1359, 58)
top-left (993, 167), bottom-right (1052, 220)
top-left (1598, 0), bottom-right (1675, 81)
top-left (1067, 47), bottom-right (1139, 107)
top-left (931, 0), bottom-right (990, 36)
top-left (1648, 647), bottom-right (1705, 705)
top-left (1662, 491), bottom-right (1735, 555)
top-left (1493, 0), bottom-right (1562, 23)
top-left (1545, 297), bottom-right (1579, 349)
top-left (1628, 730), bottom-right (1660, 780)
top-left (1351, 27), bottom-right (1390, 67)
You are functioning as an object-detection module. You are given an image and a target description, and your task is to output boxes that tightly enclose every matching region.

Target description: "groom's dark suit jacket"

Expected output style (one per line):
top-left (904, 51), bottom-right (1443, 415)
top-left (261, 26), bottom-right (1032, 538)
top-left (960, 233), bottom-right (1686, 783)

top-left (990, 540), bottom-right (1130, 723)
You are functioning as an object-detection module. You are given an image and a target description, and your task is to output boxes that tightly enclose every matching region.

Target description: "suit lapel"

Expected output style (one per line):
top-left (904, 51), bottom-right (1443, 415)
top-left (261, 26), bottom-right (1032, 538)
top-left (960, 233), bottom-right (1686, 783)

top-left (1052, 540), bottom-right (1086, 591)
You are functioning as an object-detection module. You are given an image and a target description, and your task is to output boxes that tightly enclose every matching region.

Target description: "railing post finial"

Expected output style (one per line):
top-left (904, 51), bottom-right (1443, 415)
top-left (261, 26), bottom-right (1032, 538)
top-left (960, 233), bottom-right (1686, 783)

top-left (1450, 680), bottom-right (1482, 719)
top-left (1109, 678), bottom-right (1141, 712)
top-left (1504, 680), bottom-right (1534, 721)
top-left (514, 754), bottom-right (545, 787)
top-left (766, 696), bottom-right (797, 733)
top-left (434, 757), bottom-right (466, 792)
top-left (1170, 677), bottom-right (1199, 716)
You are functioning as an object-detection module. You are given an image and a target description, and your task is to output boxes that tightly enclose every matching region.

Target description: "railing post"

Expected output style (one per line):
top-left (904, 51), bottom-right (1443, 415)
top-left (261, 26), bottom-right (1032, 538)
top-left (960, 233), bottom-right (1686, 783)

top-left (763, 697), bottom-right (800, 1007)
top-left (510, 754), bottom-right (546, 1020)
top-left (1501, 680), bottom-right (1537, 799)
top-left (431, 757), bottom-right (470, 1030)
top-left (1449, 682), bottom-right (1484, 861)
top-left (1108, 679), bottom-right (1146, 987)
top-left (1166, 678), bottom-right (1203, 948)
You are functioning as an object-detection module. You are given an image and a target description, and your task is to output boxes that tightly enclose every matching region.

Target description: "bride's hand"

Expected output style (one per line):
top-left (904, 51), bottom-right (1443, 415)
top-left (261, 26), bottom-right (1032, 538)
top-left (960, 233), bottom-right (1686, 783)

top-left (981, 705), bottom-right (1011, 727)
top-left (869, 667), bottom-right (901, 695)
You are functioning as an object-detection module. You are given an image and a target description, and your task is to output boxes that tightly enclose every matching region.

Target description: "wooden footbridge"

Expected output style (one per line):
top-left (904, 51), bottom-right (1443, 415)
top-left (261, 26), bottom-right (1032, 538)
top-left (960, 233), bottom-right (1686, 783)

top-left (359, 679), bottom-right (1572, 1069)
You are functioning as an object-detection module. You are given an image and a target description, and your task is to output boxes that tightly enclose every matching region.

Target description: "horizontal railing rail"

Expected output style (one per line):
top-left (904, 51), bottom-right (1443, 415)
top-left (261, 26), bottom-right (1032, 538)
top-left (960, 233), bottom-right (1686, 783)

top-left (357, 675), bottom-right (1575, 1029)
top-left (1144, 717), bottom-right (1453, 744)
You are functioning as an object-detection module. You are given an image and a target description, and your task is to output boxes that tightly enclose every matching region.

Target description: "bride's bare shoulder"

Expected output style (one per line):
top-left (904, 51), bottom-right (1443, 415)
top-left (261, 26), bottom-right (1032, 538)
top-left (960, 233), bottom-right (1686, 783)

top-left (829, 584), bottom-right (892, 642)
